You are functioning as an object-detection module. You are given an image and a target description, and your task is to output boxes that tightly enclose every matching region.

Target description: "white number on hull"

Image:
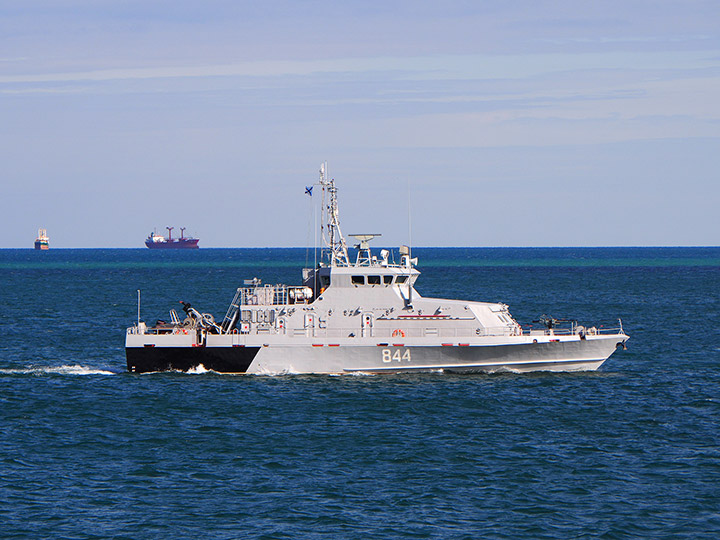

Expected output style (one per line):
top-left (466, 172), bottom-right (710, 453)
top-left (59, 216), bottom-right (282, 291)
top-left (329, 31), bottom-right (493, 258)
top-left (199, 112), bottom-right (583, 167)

top-left (381, 349), bottom-right (411, 363)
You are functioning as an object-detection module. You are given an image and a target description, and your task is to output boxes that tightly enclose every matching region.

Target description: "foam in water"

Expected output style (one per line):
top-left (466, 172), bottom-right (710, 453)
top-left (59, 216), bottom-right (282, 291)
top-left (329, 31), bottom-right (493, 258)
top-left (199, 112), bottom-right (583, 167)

top-left (186, 364), bottom-right (211, 374)
top-left (0, 364), bottom-right (117, 376)
top-left (345, 371), bottom-right (377, 377)
top-left (252, 365), bottom-right (301, 376)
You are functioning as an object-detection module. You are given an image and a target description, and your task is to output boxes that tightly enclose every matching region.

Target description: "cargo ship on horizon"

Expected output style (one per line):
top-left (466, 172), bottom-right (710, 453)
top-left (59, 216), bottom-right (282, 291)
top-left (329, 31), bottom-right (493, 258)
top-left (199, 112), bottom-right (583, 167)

top-left (145, 227), bottom-right (199, 249)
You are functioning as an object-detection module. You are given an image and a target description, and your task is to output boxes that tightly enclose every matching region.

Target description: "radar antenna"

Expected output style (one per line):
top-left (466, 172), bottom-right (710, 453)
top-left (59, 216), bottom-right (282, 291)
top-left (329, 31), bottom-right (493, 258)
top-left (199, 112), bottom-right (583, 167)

top-left (319, 163), bottom-right (350, 267)
top-left (349, 234), bottom-right (381, 266)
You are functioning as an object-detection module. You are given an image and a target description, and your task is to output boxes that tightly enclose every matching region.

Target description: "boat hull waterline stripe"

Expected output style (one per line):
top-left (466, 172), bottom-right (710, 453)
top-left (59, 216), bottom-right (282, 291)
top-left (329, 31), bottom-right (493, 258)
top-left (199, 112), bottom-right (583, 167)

top-left (343, 357), bottom-right (606, 372)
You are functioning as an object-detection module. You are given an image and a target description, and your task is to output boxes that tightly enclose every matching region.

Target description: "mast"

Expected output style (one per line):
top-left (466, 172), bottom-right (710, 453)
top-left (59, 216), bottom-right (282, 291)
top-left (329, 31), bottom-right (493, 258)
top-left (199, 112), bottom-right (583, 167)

top-left (319, 163), bottom-right (349, 267)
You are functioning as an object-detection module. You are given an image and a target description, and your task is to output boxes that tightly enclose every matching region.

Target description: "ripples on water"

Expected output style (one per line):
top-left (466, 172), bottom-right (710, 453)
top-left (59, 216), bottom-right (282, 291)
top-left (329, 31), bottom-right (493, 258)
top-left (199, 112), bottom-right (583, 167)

top-left (1, 248), bottom-right (719, 539)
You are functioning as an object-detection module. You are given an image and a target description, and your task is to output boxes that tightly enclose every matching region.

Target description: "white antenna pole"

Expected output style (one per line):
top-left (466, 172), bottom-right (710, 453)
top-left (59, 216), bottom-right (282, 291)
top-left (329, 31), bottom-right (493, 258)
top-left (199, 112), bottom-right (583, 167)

top-left (321, 161), bottom-right (325, 268)
top-left (408, 178), bottom-right (412, 258)
top-left (407, 179), bottom-right (412, 306)
top-left (137, 289), bottom-right (141, 325)
top-left (314, 168), bottom-right (318, 293)
top-left (320, 164), bottom-right (327, 262)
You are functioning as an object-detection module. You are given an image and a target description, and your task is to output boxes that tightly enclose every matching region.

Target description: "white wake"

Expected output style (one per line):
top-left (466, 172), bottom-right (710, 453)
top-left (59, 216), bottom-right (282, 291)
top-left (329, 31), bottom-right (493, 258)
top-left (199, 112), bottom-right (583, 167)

top-left (0, 364), bottom-right (117, 376)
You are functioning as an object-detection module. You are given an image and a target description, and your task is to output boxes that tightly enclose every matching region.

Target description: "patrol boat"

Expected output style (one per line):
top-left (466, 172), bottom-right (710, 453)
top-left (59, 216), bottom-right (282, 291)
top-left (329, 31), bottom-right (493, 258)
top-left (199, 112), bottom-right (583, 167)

top-left (126, 166), bottom-right (629, 374)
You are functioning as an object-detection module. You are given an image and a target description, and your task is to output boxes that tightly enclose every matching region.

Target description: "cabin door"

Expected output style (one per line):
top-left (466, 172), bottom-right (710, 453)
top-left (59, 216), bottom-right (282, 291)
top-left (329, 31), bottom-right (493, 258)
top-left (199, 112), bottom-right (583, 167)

top-left (362, 313), bottom-right (374, 337)
top-left (304, 313), bottom-right (315, 337)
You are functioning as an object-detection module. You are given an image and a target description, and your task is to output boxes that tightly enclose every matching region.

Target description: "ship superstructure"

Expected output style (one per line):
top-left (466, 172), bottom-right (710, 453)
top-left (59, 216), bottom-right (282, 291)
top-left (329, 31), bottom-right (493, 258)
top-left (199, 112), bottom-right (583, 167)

top-left (126, 165), bottom-right (628, 374)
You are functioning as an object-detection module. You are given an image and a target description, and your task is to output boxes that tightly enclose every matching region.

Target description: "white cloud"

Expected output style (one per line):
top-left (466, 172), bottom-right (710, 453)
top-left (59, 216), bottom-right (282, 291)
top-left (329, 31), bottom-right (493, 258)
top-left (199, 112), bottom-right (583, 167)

top-left (2, 50), bottom-right (718, 86)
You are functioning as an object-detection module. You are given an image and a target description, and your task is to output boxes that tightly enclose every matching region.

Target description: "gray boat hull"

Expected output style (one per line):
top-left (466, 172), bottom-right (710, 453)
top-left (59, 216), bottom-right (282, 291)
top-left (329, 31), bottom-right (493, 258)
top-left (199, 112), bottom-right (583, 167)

top-left (126, 332), bottom-right (627, 374)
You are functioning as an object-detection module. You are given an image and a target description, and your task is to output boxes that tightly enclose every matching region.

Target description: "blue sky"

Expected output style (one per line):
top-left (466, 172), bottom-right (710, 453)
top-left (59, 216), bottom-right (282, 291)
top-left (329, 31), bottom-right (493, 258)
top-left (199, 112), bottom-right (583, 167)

top-left (1, 1), bottom-right (718, 247)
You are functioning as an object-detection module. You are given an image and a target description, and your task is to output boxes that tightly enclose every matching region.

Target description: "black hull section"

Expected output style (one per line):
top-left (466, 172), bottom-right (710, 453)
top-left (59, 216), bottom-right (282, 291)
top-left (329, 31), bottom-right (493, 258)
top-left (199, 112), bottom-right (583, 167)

top-left (126, 346), bottom-right (260, 374)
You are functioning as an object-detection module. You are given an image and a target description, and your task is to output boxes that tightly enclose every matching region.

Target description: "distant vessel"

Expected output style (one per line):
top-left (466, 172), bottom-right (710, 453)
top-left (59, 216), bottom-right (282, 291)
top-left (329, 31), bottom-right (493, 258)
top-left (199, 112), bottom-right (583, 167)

top-left (145, 227), bottom-right (199, 249)
top-left (34, 228), bottom-right (49, 250)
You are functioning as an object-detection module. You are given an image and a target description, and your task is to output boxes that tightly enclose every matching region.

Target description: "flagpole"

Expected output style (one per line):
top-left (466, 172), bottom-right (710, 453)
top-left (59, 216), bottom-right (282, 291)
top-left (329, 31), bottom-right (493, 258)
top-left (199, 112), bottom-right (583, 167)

top-left (314, 182), bottom-right (317, 292)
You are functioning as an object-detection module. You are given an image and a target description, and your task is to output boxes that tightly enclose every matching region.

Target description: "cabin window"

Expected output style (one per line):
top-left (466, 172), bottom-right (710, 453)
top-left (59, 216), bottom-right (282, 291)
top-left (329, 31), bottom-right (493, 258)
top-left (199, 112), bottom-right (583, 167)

top-left (383, 275), bottom-right (393, 285)
top-left (351, 275), bottom-right (365, 285)
top-left (396, 276), bottom-right (408, 284)
top-left (368, 275), bottom-right (381, 285)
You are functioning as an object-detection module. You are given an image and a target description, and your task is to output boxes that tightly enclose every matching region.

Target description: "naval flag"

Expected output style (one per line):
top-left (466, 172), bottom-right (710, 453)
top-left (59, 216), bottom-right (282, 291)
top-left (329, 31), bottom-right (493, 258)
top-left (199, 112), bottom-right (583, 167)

top-left (305, 186), bottom-right (313, 196)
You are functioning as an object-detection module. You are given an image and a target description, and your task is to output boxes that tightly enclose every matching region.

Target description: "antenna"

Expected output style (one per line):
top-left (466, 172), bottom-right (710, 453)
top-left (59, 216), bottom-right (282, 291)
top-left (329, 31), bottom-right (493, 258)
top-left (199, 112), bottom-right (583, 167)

top-left (319, 163), bottom-right (349, 267)
top-left (137, 290), bottom-right (141, 325)
top-left (407, 179), bottom-right (413, 306)
top-left (407, 178), bottom-right (412, 257)
top-left (349, 234), bottom-right (381, 266)
top-left (314, 165), bottom-right (319, 292)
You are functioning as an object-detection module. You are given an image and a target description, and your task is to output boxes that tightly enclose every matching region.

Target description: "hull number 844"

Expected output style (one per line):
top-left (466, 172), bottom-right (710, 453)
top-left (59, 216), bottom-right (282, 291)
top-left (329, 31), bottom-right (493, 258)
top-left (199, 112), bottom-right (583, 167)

top-left (381, 349), bottom-right (411, 363)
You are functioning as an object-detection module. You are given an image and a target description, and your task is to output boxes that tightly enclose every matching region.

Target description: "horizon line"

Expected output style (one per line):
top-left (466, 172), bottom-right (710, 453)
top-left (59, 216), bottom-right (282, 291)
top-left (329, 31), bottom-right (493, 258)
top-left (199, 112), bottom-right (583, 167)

top-left (3, 245), bottom-right (719, 250)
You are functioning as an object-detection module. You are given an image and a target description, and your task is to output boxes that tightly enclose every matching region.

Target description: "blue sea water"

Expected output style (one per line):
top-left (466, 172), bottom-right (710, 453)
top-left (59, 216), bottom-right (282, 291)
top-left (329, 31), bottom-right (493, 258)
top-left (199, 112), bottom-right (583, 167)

top-left (1, 247), bottom-right (719, 539)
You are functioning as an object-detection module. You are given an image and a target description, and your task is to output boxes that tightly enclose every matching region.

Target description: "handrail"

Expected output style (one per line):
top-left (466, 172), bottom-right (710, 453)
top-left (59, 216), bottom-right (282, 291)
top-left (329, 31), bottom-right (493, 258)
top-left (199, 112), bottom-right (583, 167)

top-left (240, 285), bottom-right (312, 307)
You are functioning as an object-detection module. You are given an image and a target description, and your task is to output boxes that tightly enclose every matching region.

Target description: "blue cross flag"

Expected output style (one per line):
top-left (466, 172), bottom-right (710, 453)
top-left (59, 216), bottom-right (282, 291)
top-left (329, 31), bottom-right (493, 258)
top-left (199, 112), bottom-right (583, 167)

top-left (305, 186), bottom-right (313, 196)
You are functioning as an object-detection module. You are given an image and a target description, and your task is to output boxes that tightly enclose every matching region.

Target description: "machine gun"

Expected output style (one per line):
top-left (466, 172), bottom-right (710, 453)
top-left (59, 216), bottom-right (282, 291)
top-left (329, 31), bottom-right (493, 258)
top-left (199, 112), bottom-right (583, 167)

top-left (180, 301), bottom-right (222, 334)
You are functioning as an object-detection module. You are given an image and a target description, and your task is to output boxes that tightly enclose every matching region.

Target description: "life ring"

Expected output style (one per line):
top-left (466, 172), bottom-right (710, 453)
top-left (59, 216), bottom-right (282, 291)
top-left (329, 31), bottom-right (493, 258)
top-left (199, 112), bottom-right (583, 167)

top-left (392, 329), bottom-right (406, 338)
top-left (232, 328), bottom-right (239, 335)
top-left (182, 328), bottom-right (188, 335)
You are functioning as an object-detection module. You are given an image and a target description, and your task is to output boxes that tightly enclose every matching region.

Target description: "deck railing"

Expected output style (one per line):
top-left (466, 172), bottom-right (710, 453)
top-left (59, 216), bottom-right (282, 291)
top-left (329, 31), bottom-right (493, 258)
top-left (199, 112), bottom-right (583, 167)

top-left (523, 319), bottom-right (625, 336)
top-left (240, 285), bottom-right (312, 306)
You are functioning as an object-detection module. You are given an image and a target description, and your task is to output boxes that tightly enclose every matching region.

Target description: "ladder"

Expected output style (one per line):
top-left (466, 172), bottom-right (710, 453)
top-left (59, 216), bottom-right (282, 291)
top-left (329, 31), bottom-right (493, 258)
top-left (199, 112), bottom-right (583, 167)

top-left (220, 288), bottom-right (243, 333)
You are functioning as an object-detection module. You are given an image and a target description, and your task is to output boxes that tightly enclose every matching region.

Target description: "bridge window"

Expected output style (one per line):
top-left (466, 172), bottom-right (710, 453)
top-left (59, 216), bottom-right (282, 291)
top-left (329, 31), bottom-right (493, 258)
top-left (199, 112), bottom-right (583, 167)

top-left (351, 275), bottom-right (365, 285)
top-left (368, 275), bottom-right (381, 285)
top-left (396, 276), bottom-right (408, 284)
top-left (383, 275), bottom-right (393, 285)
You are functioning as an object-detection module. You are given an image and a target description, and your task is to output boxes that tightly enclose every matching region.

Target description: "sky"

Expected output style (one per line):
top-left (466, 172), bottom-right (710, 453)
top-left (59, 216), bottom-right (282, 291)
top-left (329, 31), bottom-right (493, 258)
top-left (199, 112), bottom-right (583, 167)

top-left (1, 0), bottom-right (719, 248)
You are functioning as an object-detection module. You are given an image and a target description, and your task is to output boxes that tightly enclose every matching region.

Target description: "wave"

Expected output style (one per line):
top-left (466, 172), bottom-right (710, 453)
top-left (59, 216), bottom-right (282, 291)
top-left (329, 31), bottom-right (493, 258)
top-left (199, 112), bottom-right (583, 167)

top-left (0, 364), bottom-right (118, 376)
top-left (186, 364), bottom-right (212, 375)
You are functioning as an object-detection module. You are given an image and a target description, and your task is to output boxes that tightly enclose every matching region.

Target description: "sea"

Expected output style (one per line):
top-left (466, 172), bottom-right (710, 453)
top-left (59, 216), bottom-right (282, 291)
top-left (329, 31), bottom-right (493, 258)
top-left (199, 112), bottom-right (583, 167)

top-left (1, 247), bottom-right (718, 539)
